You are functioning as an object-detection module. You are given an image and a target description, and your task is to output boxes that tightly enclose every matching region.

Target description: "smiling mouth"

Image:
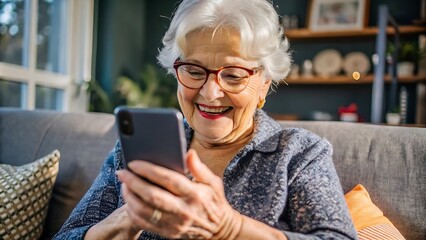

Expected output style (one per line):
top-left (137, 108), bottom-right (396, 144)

top-left (196, 104), bottom-right (233, 115)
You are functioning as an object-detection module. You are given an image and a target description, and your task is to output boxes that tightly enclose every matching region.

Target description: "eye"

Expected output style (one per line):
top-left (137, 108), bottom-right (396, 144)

top-left (188, 70), bottom-right (205, 78)
top-left (222, 74), bottom-right (245, 83)
top-left (179, 65), bottom-right (206, 80)
top-left (220, 68), bottom-right (249, 83)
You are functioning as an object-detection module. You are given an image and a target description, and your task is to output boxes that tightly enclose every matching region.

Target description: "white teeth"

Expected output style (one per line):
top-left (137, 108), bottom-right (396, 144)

top-left (198, 105), bottom-right (230, 114)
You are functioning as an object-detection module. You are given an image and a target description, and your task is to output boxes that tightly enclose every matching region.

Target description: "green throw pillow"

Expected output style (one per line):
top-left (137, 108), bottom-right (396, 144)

top-left (0, 150), bottom-right (60, 239)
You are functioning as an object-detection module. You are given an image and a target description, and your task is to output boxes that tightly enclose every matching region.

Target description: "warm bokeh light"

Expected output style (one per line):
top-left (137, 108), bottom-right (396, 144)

top-left (352, 71), bottom-right (361, 81)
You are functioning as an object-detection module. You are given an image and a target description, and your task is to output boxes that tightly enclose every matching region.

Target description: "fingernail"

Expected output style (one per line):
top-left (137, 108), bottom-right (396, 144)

top-left (116, 170), bottom-right (123, 179)
top-left (128, 161), bottom-right (138, 170)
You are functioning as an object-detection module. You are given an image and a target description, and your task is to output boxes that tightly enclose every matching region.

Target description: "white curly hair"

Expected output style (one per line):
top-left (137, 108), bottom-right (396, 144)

top-left (157, 0), bottom-right (292, 84)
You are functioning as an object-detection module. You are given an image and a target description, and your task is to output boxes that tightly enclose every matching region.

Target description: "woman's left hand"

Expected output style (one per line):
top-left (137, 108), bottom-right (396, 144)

top-left (117, 149), bottom-right (243, 239)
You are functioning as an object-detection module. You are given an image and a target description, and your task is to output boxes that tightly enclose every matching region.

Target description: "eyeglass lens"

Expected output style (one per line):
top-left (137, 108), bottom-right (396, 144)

top-left (176, 64), bottom-right (250, 93)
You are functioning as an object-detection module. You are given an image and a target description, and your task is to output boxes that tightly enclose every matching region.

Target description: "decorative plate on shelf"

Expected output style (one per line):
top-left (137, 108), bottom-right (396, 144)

top-left (342, 52), bottom-right (370, 75)
top-left (313, 49), bottom-right (342, 77)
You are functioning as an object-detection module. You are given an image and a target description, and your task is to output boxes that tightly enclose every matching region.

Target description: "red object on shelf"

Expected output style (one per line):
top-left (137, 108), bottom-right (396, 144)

top-left (338, 103), bottom-right (361, 122)
top-left (339, 103), bottom-right (358, 114)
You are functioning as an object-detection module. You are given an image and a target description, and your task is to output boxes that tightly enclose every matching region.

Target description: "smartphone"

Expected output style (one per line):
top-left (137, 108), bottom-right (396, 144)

top-left (114, 106), bottom-right (187, 175)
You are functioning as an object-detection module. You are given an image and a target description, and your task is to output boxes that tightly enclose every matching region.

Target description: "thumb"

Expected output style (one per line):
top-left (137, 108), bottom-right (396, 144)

top-left (187, 149), bottom-right (220, 186)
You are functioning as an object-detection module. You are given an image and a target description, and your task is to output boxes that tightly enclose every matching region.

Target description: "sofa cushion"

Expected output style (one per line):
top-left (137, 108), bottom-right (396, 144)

top-left (345, 184), bottom-right (405, 239)
top-left (0, 150), bottom-right (60, 239)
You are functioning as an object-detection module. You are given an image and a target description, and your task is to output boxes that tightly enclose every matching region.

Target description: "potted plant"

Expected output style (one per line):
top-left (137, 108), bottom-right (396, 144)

top-left (116, 64), bottom-right (179, 109)
top-left (387, 41), bottom-right (425, 76)
top-left (88, 63), bottom-right (179, 113)
top-left (386, 106), bottom-right (400, 125)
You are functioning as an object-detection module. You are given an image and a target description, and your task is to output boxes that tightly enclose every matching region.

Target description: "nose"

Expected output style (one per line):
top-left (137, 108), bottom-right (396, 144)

top-left (199, 73), bottom-right (225, 101)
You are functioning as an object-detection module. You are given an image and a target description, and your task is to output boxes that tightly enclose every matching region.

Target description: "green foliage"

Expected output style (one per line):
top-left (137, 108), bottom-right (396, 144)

top-left (88, 63), bottom-right (179, 113)
top-left (87, 79), bottom-right (114, 113)
top-left (387, 41), bottom-right (425, 63)
top-left (389, 106), bottom-right (400, 113)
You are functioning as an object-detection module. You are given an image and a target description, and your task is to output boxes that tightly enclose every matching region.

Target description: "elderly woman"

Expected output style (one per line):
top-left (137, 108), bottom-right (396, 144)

top-left (55, 0), bottom-right (357, 239)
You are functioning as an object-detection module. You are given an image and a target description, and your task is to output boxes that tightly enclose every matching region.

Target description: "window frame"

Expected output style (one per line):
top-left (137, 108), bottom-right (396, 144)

top-left (0, 0), bottom-right (94, 112)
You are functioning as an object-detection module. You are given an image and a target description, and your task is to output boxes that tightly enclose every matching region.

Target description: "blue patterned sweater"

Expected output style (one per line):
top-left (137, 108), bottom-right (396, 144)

top-left (54, 110), bottom-right (357, 239)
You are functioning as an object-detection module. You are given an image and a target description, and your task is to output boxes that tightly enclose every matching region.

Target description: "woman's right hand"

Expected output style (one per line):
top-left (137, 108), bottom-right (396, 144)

top-left (84, 204), bottom-right (142, 240)
top-left (116, 150), bottom-right (243, 239)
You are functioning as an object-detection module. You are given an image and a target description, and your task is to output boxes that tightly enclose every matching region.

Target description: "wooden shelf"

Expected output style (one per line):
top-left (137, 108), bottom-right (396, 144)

top-left (283, 74), bottom-right (426, 85)
top-left (286, 26), bottom-right (426, 39)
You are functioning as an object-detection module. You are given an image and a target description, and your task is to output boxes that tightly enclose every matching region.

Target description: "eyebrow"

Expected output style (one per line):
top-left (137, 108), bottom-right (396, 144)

top-left (182, 58), bottom-right (255, 69)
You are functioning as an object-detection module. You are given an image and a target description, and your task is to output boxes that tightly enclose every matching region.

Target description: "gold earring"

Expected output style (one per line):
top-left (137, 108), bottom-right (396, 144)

top-left (257, 99), bottom-right (265, 109)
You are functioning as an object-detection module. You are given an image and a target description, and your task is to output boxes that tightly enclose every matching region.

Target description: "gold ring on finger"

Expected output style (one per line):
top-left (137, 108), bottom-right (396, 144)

top-left (148, 208), bottom-right (162, 225)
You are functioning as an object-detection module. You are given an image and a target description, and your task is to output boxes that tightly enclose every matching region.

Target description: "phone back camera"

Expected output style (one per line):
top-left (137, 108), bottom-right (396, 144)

top-left (118, 110), bottom-right (134, 135)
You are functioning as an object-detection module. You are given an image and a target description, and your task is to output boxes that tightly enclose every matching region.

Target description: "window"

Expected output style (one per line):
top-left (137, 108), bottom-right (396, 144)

top-left (0, 0), bottom-right (94, 111)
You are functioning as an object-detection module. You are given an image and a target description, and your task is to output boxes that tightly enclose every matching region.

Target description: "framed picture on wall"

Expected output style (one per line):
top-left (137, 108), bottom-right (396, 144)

top-left (308, 0), bottom-right (369, 31)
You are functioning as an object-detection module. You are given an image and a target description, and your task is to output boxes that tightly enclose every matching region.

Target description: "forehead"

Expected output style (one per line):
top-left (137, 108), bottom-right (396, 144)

top-left (182, 27), bottom-right (242, 57)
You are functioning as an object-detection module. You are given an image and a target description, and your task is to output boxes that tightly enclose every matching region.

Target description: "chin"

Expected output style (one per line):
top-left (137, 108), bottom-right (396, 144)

top-left (196, 126), bottom-right (231, 141)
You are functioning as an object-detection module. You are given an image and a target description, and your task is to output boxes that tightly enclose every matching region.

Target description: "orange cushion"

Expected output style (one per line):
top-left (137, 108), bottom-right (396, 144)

top-left (344, 184), bottom-right (405, 239)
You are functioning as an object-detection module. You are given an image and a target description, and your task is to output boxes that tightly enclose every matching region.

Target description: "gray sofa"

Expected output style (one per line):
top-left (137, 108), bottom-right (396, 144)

top-left (0, 108), bottom-right (117, 239)
top-left (0, 108), bottom-right (425, 239)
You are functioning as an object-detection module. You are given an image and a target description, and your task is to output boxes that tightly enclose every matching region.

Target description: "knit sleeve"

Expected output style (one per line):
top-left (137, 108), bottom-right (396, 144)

top-left (282, 133), bottom-right (357, 240)
top-left (53, 142), bottom-right (124, 239)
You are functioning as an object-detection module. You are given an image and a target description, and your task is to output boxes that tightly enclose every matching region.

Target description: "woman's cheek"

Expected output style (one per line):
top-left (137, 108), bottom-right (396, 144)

top-left (177, 86), bottom-right (185, 106)
top-left (232, 87), bottom-right (259, 109)
top-left (177, 86), bottom-right (197, 116)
